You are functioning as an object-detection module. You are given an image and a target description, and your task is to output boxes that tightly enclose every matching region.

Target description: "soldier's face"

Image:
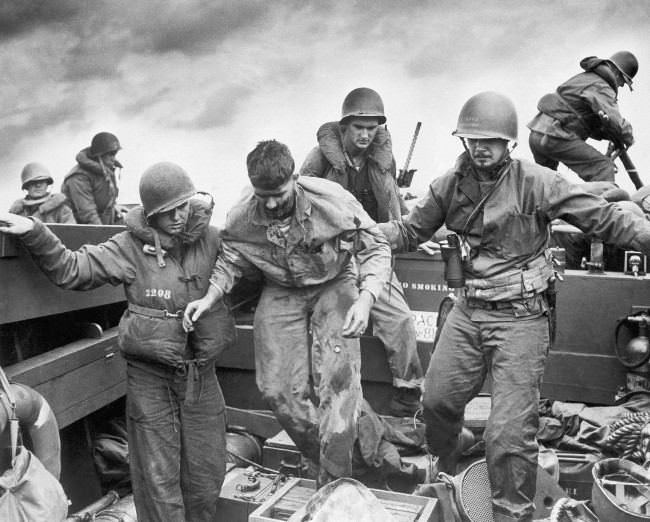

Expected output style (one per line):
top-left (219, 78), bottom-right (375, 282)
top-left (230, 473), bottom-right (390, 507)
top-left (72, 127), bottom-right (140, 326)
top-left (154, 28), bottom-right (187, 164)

top-left (154, 201), bottom-right (190, 236)
top-left (466, 138), bottom-right (508, 170)
top-left (100, 150), bottom-right (118, 170)
top-left (254, 175), bottom-right (296, 220)
top-left (25, 180), bottom-right (49, 199)
top-left (342, 118), bottom-right (380, 152)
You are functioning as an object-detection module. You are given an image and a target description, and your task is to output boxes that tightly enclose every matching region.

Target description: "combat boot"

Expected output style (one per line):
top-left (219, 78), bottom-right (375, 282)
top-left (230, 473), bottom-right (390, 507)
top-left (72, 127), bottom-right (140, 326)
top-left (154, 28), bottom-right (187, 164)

top-left (388, 386), bottom-right (421, 417)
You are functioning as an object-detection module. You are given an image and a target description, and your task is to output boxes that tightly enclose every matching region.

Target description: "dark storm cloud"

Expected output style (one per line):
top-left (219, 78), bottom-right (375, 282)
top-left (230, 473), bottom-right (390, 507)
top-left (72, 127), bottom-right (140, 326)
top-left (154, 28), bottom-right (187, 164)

top-left (0, 97), bottom-right (85, 157)
top-left (0, 0), bottom-right (82, 39)
top-left (56, 1), bottom-right (280, 81)
top-left (129, 2), bottom-right (271, 55)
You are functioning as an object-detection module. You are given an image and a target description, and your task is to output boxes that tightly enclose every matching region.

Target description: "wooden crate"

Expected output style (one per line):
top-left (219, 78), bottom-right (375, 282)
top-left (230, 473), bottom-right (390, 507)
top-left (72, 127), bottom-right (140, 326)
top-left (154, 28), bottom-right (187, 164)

top-left (249, 477), bottom-right (437, 522)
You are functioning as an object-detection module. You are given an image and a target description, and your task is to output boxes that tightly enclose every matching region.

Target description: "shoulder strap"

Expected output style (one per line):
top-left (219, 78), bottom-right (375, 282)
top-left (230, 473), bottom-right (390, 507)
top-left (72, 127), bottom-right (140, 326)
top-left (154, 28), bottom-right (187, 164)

top-left (461, 159), bottom-right (511, 239)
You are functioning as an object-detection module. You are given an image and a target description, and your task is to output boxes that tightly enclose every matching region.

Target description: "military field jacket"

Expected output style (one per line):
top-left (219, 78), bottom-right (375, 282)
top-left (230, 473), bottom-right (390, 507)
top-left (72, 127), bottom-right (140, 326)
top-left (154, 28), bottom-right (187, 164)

top-left (19, 196), bottom-right (234, 368)
top-left (528, 59), bottom-right (633, 145)
top-left (210, 177), bottom-right (391, 299)
top-left (388, 154), bottom-right (650, 280)
top-left (61, 148), bottom-right (119, 225)
top-left (9, 193), bottom-right (76, 224)
top-left (299, 122), bottom-right (403, 223)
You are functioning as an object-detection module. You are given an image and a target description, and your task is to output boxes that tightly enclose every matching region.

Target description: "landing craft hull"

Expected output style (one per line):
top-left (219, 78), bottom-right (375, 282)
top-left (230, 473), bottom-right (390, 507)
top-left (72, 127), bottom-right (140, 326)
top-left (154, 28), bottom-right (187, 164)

top-left (1, 224), bottom-right (648, 512)
top-left (221, 252), bottom-right (645, 411)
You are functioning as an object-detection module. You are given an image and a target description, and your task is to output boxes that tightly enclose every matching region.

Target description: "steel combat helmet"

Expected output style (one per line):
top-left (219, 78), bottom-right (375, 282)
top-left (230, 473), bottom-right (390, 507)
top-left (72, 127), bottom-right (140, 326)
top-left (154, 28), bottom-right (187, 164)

top-left (90, 132), bottom-right (121, 158)
top-left (139, 162), bottom-right (196, 218)
top-left (21, 162), bottom-right (53, 190)
top-left (452, 91), bottom-right (518, 142)
top-left (340, 87), bottom-right (386, 124)
top-left (609, 50), bottom-right (638, 88)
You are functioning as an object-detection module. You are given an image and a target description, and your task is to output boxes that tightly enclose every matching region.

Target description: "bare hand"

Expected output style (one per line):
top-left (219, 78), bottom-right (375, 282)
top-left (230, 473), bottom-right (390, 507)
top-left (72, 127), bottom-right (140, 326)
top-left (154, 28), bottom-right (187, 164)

top-left (182, 285), bottom-right (223, 332)
top-left (183, 298), bottom-right (209, 332)
top-left (417, 240), bottom-right (441, 256)
top-left (0, 213), bottom-right (34, 235)
top-left (342, 291), bottom-right (374, 338)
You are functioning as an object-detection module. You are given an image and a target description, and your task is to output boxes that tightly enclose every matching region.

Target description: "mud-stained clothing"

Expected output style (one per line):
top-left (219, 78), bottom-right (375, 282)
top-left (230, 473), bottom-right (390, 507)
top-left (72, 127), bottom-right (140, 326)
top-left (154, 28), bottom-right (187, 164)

top-left (61, 148), bottom-right (120, 224)
top-left (382, 154), bottom-right (650, 521)
top-left (210, 177), bottom-right (415, 482)
top-left (9, 193), bottom-right (75, 224)
top-left (210, 178), bottom-right (390, 297)
top-left (19, 197), bottom-right (234, 522)
top-left (528, 57), bottom-right (633, 183)
top-left (300, 122), bottom-right (423, 388)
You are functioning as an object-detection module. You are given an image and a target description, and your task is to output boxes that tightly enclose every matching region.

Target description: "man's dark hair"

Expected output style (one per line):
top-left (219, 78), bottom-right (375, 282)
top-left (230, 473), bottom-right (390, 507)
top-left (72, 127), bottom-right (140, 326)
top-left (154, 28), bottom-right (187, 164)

top-left (247, 140), bottom-right (295, 189)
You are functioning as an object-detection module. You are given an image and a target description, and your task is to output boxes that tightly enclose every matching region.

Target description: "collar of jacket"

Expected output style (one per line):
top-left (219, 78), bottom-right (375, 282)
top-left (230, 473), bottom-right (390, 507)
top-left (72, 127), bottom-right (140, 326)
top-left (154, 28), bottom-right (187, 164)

top-left (579, 56), bottom-right (619, 92)
top-left (21, 192), bottom-right (67, 211)
top-left (316, 121), bottom-right (393, 174)
top-left (124, 194), bottom-right (214, 249)
top-left (453, 152), bottom-right (513, 204)
top-left (21, 193), bottom-right (52, 207)
top-left (74, 147), bottom-right (116, 177)
top-left (249, 183), bottom-right (312, 227)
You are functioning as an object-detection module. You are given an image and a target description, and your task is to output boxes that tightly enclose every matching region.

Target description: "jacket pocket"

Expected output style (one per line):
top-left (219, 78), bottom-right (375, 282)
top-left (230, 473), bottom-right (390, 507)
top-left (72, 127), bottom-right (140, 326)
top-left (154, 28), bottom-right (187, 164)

top-left (495, 211), bottom-right (545, 258)
top-left (191, 301), bottom-right (237, 362)
top-left (119, 312), bottom-right (187, 367)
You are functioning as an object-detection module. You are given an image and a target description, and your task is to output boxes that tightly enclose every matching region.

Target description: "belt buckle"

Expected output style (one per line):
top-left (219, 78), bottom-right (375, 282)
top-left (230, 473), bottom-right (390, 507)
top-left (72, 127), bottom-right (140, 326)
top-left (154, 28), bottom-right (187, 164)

top-left (164, 310), bottom-right (183, 319)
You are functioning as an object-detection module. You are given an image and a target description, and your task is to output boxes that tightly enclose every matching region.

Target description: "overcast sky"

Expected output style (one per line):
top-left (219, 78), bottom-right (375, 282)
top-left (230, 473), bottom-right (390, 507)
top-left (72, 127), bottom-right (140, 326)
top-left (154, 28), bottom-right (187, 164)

top-left (1, 0), bottom-right (649, 223)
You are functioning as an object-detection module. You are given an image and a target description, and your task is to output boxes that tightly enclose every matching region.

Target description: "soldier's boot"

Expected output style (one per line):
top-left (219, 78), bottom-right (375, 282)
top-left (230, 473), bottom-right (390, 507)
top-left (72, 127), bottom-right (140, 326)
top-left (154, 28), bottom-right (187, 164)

top-left (388, 386), bottom-right (422, 417)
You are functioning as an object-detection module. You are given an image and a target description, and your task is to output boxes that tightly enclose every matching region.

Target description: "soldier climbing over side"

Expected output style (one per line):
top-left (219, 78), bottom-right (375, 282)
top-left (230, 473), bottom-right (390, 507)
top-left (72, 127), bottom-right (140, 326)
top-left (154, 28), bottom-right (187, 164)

top-left (528, 51), bottom-right (638, 188)
top-left (62, 131), bottom-right (126, 224)
top-left (299, 87), bottom-right (424, 417)
top-left (9, 162), bottom-right (75, 223)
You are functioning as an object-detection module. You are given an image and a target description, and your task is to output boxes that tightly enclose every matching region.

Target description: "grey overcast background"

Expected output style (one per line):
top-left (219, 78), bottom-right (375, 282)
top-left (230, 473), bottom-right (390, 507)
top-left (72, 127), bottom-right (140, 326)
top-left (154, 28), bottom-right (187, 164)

top-left (1, 0), bottom-right (649, 223)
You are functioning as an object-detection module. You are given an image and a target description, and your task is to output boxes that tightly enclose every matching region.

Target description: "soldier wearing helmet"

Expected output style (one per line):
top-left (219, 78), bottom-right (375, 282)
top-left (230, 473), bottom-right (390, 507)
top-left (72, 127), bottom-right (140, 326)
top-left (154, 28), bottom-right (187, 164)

top-left (379, 91), bottom-right (650, 521)
top-left (61, 131), bottom-right (126, 224)
top-left (9, 162), bottom-right (75, 223)
top-left (528, 51), bottom-right (638, 186)
top-left (299, 87), bottom-right (423, 417)
top-left (0, 163), bottom-right (234, 522)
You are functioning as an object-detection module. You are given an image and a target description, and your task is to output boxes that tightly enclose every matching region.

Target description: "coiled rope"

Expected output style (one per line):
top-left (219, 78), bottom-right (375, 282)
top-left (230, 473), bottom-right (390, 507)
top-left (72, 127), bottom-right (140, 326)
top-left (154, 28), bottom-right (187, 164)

top-left (604, 411), bottom-right (650, 464)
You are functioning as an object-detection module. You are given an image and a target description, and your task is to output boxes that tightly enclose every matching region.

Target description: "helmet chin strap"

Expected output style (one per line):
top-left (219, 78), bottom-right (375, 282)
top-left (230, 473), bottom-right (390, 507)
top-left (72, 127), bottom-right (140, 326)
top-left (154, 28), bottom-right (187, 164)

top-left (460, 138), bottom-right (516, 176)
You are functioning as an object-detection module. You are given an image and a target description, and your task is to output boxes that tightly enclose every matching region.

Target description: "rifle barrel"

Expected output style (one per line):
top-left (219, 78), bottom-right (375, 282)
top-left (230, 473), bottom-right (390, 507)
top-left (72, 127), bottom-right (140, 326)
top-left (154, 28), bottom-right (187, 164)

top-left (619, 150), bottom-right (643, 189)
top-left (401, 122), bottom-right (422, 174)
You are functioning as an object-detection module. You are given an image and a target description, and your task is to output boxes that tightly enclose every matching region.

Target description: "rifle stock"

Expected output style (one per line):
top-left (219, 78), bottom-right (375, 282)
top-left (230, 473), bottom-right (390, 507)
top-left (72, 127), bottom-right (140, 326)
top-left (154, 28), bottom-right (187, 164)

top-left (619, 149), bottom-right (643, 189)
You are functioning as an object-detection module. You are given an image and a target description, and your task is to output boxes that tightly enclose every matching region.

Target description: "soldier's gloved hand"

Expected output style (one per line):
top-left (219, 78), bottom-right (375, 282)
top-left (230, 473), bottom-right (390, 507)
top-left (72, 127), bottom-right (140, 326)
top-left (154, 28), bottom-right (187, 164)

top-left (0, 213), bottom-right (35, 235)
top-left (342, 290), bottom-right (374, 338)
top-left (417, 240), bottom-right (441, 256)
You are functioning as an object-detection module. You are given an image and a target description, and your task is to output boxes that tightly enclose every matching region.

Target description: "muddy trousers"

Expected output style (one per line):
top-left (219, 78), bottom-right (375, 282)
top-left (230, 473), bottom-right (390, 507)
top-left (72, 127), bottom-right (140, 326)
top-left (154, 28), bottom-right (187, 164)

top-left (254, 272), bottom-right (416, 485)
top-left (371, 272), bottom-right (423, 389)
top-left (126, 362), bottom-right (227, 522)
top-left (529, 130), bottom-right (616, 183)
top-left (254, 274), bottom-right (363, 479)
top-left (422, 302), bottom-right (549, 522)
